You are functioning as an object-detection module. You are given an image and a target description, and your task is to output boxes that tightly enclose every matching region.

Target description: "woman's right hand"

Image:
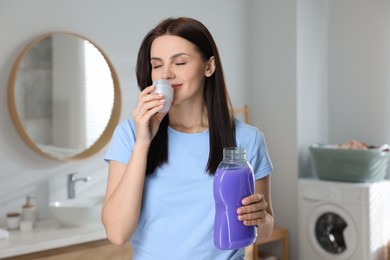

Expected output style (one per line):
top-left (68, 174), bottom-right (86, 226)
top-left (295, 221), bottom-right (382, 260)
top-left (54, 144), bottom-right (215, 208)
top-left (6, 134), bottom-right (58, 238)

top-left (133, 85), bottom-right (167, 145)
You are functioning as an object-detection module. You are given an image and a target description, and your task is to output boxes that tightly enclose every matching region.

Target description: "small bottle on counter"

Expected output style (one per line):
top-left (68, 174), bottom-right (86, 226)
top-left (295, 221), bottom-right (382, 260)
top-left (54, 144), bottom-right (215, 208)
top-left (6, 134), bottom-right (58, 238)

top-left (21, 195), bottom-right (37, 227)
top-left (6, 212), bottom-right (21, 230)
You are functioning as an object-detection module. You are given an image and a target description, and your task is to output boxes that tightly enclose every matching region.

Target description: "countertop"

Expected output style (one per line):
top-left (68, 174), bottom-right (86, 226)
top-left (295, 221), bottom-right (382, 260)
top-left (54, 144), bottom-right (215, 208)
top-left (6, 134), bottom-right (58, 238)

top-left (0, 220), bottom-right (106, 259)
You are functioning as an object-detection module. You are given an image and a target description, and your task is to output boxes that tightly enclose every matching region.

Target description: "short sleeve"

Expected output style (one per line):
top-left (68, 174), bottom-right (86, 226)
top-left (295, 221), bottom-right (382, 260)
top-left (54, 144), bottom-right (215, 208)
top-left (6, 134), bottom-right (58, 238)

top-left (235, 120), bottom-right (273, 180)
top-left (104, 120), bottom-right (136, 165)
top-left (249, 130), bottom-right (273, 180)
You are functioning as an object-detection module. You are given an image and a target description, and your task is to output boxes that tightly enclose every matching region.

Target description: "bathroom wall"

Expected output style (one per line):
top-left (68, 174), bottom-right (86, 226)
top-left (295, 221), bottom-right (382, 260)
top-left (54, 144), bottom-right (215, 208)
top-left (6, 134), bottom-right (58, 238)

top-left (328, 0), bottom-right (390, 145)
top-left (297, 0), bottom-right (329, 178)
top-left (245, 1), bottom-right (299, 258)
top-left (0, 0), bottom-right (248, 222)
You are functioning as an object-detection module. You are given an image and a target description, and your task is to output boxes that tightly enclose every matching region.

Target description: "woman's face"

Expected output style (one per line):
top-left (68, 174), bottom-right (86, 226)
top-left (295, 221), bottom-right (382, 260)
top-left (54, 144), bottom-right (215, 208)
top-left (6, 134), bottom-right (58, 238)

top-left (150, 35), bottom-right (211, 107)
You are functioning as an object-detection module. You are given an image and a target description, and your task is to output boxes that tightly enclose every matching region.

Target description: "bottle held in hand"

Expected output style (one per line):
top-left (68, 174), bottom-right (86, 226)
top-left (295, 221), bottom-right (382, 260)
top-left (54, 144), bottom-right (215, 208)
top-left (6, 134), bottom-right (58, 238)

top-left (152, 79), bottom-right (174, 112)
top-left (213, 147), bottom-right (256, 250)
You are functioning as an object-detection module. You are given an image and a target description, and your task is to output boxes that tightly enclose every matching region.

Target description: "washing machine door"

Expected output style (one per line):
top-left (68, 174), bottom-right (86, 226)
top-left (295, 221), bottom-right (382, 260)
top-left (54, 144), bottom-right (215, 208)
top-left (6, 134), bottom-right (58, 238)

top-left (309, 204), bottom-right (358, 260)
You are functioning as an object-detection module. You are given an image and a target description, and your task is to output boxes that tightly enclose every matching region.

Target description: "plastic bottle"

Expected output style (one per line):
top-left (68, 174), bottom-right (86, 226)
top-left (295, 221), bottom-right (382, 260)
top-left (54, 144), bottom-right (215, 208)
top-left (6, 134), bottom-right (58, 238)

top-left (21, 195), bottom-right (37, 227)
top-left (152, 79), bottom-right (174, 112)
top-left (213, 147), bottom-right (256, 250)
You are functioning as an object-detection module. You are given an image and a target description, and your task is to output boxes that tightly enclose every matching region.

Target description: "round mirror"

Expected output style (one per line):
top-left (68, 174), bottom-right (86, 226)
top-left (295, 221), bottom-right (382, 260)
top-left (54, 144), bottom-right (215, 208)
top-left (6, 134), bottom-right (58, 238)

top-left (8, 32), bottom-right (121, 160)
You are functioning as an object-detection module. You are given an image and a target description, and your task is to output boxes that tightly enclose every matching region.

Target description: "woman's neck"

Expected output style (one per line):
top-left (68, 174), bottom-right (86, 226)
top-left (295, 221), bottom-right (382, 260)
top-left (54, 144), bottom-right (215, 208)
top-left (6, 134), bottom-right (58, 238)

top-left (168, 104), bottom-right (208, 133)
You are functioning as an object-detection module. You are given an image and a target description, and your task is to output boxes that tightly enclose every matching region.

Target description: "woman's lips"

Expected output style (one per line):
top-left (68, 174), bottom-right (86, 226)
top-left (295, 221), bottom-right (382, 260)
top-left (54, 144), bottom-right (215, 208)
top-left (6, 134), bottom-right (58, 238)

top-left (171, 84), bottom-right (181, 90)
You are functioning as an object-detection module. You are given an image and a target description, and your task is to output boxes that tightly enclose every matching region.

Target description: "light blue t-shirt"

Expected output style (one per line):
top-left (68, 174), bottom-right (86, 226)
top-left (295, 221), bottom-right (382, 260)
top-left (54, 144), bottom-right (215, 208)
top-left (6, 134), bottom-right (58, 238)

top-left (104, 119), bottom-right (273, 260)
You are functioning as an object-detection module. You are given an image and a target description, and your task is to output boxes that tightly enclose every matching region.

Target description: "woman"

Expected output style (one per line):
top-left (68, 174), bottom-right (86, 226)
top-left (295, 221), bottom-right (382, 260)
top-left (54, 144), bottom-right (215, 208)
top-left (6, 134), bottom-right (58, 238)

top-left (102, 17), bottom-right (274, 259)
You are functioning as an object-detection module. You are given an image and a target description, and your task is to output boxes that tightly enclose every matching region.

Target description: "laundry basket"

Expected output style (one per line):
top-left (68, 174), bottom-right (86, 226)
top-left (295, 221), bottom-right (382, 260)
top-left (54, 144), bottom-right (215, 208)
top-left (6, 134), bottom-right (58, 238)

top-left (309, 143), bottom-right (390, 182)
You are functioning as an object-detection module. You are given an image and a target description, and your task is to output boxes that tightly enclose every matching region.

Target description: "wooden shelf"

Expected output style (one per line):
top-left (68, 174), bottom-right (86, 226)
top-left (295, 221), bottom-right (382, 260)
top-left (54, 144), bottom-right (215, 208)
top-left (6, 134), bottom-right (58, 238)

top-left (246, 227), bottom-right (289, 260)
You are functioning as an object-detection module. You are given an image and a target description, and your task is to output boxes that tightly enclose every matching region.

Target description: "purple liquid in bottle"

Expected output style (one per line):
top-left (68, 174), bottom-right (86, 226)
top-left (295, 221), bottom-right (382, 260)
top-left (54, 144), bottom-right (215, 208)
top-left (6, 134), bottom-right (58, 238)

top-left (213, 147), bottom-right (257, 250)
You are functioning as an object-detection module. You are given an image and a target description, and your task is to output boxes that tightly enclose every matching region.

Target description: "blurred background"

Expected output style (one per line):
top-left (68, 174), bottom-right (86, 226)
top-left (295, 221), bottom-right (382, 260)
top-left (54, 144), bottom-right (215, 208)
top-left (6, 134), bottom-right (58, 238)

top-left (1, 1), bottom-right (390, 259)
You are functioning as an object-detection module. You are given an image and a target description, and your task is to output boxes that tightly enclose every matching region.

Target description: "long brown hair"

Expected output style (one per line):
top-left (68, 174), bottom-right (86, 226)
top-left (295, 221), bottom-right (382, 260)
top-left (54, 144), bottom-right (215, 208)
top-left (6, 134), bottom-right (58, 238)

top-left (136, 17), bottom-right (236, 175)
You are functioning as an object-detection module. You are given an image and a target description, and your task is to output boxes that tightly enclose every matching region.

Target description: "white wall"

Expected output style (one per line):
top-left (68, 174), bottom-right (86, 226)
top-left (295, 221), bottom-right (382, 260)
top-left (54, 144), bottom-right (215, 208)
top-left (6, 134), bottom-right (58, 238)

top-left (328, 0), bottom-right (390, 146)
top-left (296, 1), bottom-right (329, 259)
top-left (246, 1), bottom-right (299, 259)
top-left (0, 0), bottom-right (247, 221)
top-left (297, 0), bottom-right (329, 179)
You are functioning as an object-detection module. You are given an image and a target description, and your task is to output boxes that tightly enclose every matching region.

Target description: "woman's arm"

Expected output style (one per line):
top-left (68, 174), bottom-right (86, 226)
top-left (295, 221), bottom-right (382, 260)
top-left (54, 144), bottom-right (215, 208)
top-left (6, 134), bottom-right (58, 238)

top-left (237, 175), bottom-right (274, 243)
top-left (102, 86), bottom-right (166, 245)
top-left (102, 142), bottom-right (149, 245)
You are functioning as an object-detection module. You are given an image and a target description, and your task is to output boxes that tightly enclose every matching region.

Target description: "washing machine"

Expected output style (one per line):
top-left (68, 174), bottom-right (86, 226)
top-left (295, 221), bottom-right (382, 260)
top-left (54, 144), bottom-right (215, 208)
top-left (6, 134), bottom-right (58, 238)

top-left (298, 178), bottom-right (390, 260)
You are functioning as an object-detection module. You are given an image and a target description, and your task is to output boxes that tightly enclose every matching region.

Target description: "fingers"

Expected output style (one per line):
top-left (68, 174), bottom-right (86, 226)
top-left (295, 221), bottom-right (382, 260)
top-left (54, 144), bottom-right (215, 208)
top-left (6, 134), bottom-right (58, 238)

top-left (241, 193), bottom-right (264, 206)
top-left (237, 193), bottom-right (268, 226)
top-left (239, 211), bottom-right (268, 226)
top-left (133, 86), bottom-right (165, 120)
top-left (132, 85), bottom-right (168, 143)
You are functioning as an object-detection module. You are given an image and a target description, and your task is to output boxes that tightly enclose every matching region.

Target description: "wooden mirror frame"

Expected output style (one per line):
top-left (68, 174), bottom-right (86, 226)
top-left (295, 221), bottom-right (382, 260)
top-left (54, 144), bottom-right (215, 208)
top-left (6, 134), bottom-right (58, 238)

top-left (7, 32), bottom-right (121, 160)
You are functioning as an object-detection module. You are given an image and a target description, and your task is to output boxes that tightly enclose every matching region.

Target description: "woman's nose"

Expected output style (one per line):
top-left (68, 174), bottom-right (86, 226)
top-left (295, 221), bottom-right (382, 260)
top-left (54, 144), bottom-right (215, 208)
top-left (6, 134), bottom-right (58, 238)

top-left (161, 66), bottom-right (175, 80)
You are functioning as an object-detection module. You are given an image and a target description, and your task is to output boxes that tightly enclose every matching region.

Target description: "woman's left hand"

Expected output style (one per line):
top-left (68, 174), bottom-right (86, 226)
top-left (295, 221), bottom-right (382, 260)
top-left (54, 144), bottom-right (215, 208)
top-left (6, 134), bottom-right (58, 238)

top-left (237, 193), bottom-right (268, 226)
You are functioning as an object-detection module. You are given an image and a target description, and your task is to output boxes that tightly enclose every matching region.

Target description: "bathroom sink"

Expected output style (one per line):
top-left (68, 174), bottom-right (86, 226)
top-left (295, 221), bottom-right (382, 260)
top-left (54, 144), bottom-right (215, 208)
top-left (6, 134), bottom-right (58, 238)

top-left (49, 195), bottom-right (104, 227)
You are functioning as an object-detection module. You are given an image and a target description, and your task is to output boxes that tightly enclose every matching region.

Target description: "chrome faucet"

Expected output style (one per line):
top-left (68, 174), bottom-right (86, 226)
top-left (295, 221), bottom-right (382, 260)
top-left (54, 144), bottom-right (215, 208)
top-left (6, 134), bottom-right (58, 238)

top-left (67, 173), bottom-right (91, 199)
